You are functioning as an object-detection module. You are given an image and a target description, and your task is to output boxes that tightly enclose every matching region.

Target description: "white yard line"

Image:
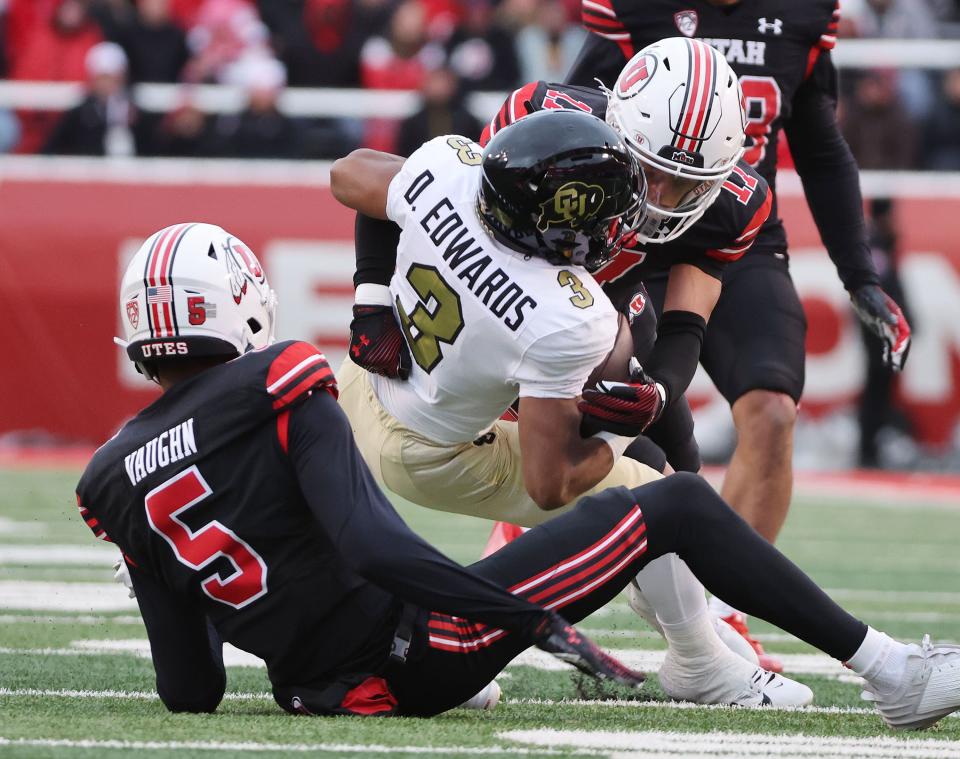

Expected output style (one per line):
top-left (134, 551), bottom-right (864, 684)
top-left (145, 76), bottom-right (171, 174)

top-left (0, 688), bottom-right (271, 701)
top-left (0, 737), bottom-right (598, 756)
top-left (0, 518), bottom-right (46, 536)
top-left (0, 546), bottom-right (117, 566)
top-left (0, 614), bottom-right (143, 625)
top-left (500, 728), bottom-right (960, 759)
top-left (0, 581), bottom-right (136, 612)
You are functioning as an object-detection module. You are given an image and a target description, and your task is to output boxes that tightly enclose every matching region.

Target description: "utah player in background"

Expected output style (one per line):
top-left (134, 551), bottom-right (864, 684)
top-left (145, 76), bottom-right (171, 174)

top-left (74, 222), bottom-right (960, 729)
top-left (567, 0), bottom-right (912, 666)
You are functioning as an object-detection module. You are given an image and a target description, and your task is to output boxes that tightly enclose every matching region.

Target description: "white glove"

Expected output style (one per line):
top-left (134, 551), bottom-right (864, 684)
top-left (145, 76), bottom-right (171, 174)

top-left (113, 555), bottom-right (135, 599)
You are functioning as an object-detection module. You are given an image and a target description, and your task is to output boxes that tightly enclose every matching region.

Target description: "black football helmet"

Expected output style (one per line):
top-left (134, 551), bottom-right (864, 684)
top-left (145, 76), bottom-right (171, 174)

top-left (477, 109), bottom-right (646, 271)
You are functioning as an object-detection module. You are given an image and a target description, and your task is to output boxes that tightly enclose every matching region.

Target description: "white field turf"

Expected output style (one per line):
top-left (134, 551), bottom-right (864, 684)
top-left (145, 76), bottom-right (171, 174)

top-left (1, 466), bottom-right (960, 759)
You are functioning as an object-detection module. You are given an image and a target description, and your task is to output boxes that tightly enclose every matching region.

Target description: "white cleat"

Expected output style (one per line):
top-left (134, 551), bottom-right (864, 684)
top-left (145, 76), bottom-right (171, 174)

top-left (861, 635), bottom-right (960, 730)
top-left (658, 649), bottom-right (813, 707)
top-left (458, 680), bottom-right (501, 711)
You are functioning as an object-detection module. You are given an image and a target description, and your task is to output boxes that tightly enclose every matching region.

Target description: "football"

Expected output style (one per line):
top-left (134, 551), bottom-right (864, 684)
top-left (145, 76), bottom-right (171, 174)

top-left (585, 311), bottom-right (635, 389)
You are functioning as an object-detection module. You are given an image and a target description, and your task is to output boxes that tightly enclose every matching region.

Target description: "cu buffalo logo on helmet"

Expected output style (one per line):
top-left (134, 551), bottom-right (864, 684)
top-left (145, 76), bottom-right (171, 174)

top-left (538, 182), bottom-right (606, 232)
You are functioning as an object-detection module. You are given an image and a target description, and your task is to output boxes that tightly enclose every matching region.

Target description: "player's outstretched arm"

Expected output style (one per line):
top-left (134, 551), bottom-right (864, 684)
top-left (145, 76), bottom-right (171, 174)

top-left (785, 54), bottom-right (911, 371)
top-left (331, 149), bottom-right (405, 220)
top-left (127, 561), bottom-right (226, 713)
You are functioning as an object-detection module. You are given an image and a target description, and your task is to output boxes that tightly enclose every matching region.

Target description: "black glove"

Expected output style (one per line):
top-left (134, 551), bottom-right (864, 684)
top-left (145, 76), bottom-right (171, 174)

top-left (851, 284), bottom-right (911, 372)
top-left (578, 368), bottom-right (666, 437)
top-left (534, 611), bottom-right (645, 688)
top-left (349, 304), bottom-right (412, 380)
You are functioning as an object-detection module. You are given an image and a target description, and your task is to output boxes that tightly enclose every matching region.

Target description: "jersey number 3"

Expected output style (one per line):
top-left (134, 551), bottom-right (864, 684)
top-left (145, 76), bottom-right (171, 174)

top-left (145, 466), bottom-right (268, 609)
top-left (397, 264), bottom-right (465, 372)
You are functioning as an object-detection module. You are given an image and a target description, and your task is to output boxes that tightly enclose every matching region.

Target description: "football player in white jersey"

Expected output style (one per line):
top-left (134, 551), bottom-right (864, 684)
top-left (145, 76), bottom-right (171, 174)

top-left (330, 110), bottom-right (810, 706)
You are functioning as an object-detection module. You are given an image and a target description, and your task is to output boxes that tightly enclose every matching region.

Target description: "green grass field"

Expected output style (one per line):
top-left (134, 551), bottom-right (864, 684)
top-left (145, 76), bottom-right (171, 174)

top-left (1, 467), bottom-right (959, 758)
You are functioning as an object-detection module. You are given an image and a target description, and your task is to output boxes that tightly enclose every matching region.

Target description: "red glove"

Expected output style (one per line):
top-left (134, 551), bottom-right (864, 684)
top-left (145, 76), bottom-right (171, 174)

top-left (851, 285), bottom-right (911, 372)
top-left (578, 371), bottom-right (666, 437)
top-left (349, 303), bottom-right (412, 380)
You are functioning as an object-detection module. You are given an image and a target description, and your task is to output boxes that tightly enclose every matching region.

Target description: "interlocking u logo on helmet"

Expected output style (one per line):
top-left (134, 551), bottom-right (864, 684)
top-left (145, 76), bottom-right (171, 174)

top-left (537, 182), bottom-right (606, 232)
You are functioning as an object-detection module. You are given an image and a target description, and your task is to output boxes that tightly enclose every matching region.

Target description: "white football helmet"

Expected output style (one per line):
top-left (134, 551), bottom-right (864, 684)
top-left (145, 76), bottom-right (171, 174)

top-left (605, 37), bottom-right (746, 243)
top-left (118, 223), bottom-right (277, 379)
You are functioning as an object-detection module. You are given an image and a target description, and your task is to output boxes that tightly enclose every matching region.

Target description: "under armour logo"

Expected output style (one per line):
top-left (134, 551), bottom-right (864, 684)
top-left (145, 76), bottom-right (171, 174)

top-left (758, 17), bottom-right (783, 34)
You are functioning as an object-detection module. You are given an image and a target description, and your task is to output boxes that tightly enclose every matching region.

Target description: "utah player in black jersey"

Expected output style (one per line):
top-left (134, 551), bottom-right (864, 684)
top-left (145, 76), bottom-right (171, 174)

top-left (478, 39), bottom-right (771, 480)
top-left (77, 221), bottom-right (960, 727)
top-left (567, 1), bottom-right (912, 665)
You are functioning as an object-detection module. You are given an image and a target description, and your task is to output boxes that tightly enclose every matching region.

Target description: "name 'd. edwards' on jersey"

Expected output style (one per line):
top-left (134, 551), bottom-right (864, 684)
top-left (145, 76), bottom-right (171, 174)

top-left (124, 418), bottom-right (198, 486)
top-left (406, 169), bottom-right (539, 332)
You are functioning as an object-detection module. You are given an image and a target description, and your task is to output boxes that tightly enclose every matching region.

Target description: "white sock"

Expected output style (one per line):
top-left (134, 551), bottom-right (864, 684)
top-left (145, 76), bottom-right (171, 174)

top-left (635, 553), bottom-right (723, 659)
top-left (708, 595), bottom-right (741, 620)
top-left (846, 626), bottom-right (911, 694)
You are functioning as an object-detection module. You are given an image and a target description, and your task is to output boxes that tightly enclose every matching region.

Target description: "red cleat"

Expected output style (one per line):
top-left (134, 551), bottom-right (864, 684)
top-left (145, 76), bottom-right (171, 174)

top-left (721, 612), bottom-right (783, 673)
top-left (480, 521), bottom-right (526, 558)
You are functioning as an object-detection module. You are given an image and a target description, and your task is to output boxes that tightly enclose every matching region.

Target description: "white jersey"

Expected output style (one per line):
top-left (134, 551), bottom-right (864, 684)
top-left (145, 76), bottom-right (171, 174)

top-left (370, 135), bottom-right (619, 444)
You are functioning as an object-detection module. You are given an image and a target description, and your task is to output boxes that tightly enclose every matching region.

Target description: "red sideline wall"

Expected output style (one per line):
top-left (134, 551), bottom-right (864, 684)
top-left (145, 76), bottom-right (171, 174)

top-left (1, 160), bottom-right (959, 447)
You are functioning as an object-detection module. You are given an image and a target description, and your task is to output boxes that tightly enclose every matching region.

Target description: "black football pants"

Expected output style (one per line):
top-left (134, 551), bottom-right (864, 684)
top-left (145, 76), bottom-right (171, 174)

top-left (386, 473), bottom-right (867, 717)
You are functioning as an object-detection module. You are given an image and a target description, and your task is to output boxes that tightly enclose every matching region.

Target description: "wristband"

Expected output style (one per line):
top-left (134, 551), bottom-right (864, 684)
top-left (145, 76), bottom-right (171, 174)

top-left (355, 283), bottom-right (393, 307)
top-left (595, 431), bottom-right (634, 461)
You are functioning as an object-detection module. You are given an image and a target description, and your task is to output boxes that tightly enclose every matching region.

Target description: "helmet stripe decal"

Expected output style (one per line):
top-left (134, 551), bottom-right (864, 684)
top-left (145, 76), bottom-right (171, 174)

top-left (146, 224), bottom-right (190, 338)
top-left (164, 223), bottom-right (197, 337)
top-left (144, 226), bottom-right (177, 339)
top-left (679, 40), bottom-right (710, 153)
top-left (141, 230), bottom-right (165, 339)
top-left (689, 40), bottom-right (717, 152)
top-left (673, 41), bottom-right (696, 151)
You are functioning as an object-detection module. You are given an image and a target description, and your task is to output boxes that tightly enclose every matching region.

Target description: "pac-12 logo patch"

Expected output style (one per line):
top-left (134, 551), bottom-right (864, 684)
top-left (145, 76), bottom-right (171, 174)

top-left (538, 182), bottom-right (606, 231)
top-left (674, 10), bottom-right (698, 37)
top-left (126, 299), bottom-right (139, 329)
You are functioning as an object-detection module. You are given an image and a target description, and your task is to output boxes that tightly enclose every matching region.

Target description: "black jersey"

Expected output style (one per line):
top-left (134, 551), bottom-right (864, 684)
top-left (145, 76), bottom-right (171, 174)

top-left (479, 80), bottom-right (772, 285)
top-left (76, 341), bottom-right (546, 699)
top-left (569, 1), bottom-right (879, 290)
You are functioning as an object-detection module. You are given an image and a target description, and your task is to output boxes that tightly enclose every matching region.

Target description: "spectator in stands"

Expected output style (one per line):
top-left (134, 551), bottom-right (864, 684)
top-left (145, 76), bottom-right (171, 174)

top-left (841, 0), bottom-right (938, 118)
top-left (183, 0), bottom-right (271, 84)
top-left (43, 41), bottom-right (150, 155)
top-left (922, 68), bottom-right (960, 169)
top-left (841, 69), bottom-right (916, 170)
top-left (258, 0), bottom-right (392, 88)
top-left (446, 0), bottom-right (519, 91)
top-left (7, 0), bottom-right (104, 152)
top-left (97, 0), bottom-right (189, 83)
top-left (208, 56), bottom-right (303, 158)
top-left (149, 95), bottom-right (212, 156)
top-left (396, 65), bottom-right (480, 156)
top-left (359, 0), bottom-right (444, 90)
top-left (514, 0), bottom-right (584, 84)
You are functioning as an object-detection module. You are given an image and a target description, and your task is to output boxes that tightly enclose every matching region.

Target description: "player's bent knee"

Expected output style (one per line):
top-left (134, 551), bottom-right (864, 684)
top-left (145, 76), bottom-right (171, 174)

top-left (160, 691), bottom-right (223, 714)
top-left (733, 389), bottom-right (797, 442)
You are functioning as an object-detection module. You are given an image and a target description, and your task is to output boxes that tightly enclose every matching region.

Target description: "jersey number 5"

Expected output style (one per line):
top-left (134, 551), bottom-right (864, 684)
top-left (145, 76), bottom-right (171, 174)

top-left (145, 466), bottom-right (268, 609)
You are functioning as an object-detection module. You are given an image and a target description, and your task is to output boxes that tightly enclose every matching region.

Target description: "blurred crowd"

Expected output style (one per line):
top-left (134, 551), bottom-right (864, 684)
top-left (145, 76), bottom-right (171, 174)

top-left (0, 0), bottom-right (958, 166)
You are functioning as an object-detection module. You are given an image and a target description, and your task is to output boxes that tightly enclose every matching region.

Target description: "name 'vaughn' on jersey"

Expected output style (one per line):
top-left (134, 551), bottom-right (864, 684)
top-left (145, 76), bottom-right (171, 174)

top-left (375, 134), bottom-right (619, 445)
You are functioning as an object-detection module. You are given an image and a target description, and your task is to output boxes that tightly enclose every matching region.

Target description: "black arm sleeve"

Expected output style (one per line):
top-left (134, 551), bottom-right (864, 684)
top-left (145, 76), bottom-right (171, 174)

top-left (353, 213), bottom-right (400, 288)
top-left (565, 32), bottom-right (628, 89)
top-left (128, 562), bottom-right (226, 713)
top-left (643, 310), bottom-right (706, 408)
top-left (288, 391), bottom-right (548, 638)
top-left (783, 53), bottom-right (879, 292)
